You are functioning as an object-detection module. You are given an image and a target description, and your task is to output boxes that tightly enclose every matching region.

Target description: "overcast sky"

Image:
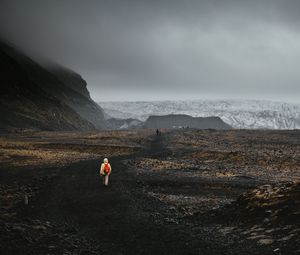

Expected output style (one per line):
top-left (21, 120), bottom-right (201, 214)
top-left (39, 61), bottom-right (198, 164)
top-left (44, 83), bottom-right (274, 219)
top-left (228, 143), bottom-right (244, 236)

top-left (0, 0), bottom-right (299, 103)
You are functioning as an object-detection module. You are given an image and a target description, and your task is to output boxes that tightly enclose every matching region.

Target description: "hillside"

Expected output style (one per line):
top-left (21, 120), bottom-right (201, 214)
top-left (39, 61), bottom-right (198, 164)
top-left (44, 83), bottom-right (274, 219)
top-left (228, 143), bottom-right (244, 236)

top-left (44, 64), bottom-right (106, 129)
top-left (0, 40), bottom-right (106, 131)
top-left (46, 64), bottom-right (91, 99)
top-left (144, 114), bottom-right (231, 129)
top-left (0, 45), bottom-right (94, 132)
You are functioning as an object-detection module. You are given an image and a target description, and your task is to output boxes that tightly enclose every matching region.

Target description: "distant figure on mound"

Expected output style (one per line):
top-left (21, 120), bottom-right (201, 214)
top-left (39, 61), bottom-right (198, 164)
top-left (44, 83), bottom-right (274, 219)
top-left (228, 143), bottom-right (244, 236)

top-left (100, 158), bottom-right (112, 187)
top-left (156, 129), bottom-right (161, 136)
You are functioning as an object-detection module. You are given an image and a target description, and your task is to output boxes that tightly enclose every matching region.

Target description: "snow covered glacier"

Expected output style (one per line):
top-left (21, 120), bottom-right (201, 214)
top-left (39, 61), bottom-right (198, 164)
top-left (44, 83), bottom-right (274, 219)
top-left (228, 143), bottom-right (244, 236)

top-left (99, 100), bottom-right (300, 129)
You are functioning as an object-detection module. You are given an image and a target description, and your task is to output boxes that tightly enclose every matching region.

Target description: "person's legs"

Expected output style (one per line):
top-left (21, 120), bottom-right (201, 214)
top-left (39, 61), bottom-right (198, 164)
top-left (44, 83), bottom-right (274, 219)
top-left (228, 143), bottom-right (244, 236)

top-left (104, 174), bottom-right (109, 186)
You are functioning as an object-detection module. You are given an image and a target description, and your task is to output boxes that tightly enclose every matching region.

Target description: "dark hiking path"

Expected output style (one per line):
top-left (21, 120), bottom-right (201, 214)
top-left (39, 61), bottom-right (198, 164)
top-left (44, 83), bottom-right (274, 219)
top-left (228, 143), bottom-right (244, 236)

top-left (2, 134), bottom-right (274, 254)
top-left (31, 134), bottom-right (222, 254)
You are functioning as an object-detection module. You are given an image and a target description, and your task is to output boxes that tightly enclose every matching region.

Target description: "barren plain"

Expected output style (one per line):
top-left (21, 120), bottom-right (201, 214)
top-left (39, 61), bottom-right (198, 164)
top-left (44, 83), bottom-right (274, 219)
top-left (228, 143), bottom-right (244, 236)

top-left (0, 129), bottom-right (299, 254)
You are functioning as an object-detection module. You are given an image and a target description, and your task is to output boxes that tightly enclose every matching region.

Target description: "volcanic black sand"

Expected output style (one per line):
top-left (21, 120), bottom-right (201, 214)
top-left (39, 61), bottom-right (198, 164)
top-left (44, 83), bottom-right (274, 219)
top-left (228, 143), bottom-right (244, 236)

top-left (0, 130), bottom-right (300, 254)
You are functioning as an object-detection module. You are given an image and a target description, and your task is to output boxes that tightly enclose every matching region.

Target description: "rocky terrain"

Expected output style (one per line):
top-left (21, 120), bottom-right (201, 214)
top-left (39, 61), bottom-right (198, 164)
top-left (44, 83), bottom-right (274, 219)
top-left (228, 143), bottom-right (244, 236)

top-left (0, 129), bottom-right (299, 254)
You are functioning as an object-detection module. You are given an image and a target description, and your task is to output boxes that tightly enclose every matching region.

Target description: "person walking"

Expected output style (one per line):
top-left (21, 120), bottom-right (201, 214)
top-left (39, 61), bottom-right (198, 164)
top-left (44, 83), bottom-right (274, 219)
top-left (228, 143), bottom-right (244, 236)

top-left (156, 129), bottom-right (159, 136)
top-left (100, 158), bottom-right (112, 187)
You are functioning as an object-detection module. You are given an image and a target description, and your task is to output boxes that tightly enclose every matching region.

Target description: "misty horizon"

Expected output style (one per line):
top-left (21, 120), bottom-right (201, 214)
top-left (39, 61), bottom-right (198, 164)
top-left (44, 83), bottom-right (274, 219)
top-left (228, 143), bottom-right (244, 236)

top-left (93, 96), bottom-right (300, 105)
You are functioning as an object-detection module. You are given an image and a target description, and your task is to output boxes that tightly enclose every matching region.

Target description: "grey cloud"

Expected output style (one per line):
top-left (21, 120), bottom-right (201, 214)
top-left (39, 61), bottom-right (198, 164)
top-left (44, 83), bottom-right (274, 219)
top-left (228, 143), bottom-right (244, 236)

top-left (0, 0), bottom-right (299, 103)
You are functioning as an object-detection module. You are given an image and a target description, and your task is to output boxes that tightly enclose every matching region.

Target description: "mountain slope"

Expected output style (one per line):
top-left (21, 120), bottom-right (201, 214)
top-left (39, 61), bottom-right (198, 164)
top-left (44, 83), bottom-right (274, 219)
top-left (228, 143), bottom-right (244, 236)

top-left (0, 47), bottom-right (94, 131)
top-left (0, 40), bottom-right (105, 131)
top-left (45, 65), bottom-right (106, 129)
top-left (46, 65), bottom-right (91, 99)
top-left (0, 41), bottom-right (106, 129)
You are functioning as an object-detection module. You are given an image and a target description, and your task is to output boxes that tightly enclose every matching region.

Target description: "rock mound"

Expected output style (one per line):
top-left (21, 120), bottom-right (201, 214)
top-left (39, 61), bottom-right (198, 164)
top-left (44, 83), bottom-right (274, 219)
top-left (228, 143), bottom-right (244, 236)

top-left (144, 114), bottom-right (231, 129)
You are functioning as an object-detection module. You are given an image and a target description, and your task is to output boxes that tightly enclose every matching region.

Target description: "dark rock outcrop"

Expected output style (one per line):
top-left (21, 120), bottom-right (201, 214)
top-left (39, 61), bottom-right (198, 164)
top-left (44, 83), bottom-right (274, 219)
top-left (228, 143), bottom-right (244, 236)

top-left (144, 114), bottom-right (231, 129)
top-left (46, 65), bottom-right (91, 99)
top-left (0, 40), bottom-right (106, 131)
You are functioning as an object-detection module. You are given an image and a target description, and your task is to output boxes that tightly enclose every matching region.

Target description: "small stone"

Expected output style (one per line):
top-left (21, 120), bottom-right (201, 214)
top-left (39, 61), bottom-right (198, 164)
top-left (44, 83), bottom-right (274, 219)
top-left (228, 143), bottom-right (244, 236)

top-left (247, 234), bottom-right (269, 240)
top-left (254, 227), bottom-right (265, 231)
top-left (24, 195), bottom-right (29, 205)
top-left (33, 225), bottom-right (47, 230)
top-left (258, 238), bottom-right (274, 245)
top-left (290, 228), bottom-right (300, 233)
top-left (265, 229), bottom-right (276, 233)
top-left (13, 226), bottom-right (25, 232)
top-left (278, 234), bottom-right (295, 242)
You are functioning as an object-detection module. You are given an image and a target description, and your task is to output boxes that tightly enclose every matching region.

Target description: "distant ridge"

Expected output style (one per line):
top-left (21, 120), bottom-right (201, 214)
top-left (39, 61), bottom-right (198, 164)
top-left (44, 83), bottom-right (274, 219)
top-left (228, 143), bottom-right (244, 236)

top-left (144, 114), bottom-right (231, 130)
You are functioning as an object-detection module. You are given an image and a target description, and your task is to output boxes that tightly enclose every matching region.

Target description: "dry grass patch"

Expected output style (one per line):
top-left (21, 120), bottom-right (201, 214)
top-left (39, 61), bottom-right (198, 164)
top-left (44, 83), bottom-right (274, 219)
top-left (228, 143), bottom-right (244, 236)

top-left (0, 130), bottom-right (145, 169)
top-left (132, 158), bottom-right (195, 172)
